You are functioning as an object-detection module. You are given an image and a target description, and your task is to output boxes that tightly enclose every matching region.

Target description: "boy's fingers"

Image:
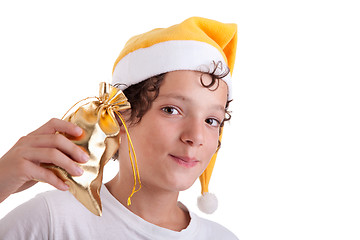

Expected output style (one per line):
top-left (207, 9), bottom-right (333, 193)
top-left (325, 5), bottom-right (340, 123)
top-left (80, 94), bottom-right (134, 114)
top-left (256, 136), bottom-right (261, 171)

top-left (29, 118), bottom-right (83, 137)
top-left (24, 148), bottom-right (84, 177)
top-left (30, 164), bottom-right (70, 191)
top-left (24, 134), bottom-right (89, 164)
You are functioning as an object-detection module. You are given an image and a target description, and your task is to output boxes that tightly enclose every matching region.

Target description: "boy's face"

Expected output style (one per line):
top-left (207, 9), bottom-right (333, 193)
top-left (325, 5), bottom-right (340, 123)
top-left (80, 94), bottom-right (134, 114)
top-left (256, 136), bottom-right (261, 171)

top-left (121, 70), bottom-right (228, 192)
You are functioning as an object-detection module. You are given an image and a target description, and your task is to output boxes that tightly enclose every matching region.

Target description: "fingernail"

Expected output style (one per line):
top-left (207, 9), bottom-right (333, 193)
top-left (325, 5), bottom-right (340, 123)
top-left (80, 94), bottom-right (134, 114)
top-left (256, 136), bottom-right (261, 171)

top-left (81, 152), bottom-right (90, 162)
top-left (75, 126), bottom-right (83, 136)
top-left (62, 182), bottom-right (70, 191)
top-left (75, 166), bottom-right (84, 175)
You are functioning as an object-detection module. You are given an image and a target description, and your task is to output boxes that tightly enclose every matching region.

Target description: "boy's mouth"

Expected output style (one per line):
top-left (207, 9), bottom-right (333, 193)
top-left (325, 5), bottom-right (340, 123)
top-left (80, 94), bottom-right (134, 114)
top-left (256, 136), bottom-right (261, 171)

top-left (169, 154), bottom-right (199, 168)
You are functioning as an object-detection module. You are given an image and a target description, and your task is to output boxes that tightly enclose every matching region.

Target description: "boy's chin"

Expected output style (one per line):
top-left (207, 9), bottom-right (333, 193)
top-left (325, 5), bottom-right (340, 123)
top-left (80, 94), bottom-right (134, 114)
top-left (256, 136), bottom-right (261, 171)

top-left (170, 178), bottom-right (198, 192)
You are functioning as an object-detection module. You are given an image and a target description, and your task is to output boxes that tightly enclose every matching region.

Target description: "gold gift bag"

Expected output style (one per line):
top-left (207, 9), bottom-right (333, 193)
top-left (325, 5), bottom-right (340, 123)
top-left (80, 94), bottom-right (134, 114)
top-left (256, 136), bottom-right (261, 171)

top-left (42, 82), bottom-right (141, 216)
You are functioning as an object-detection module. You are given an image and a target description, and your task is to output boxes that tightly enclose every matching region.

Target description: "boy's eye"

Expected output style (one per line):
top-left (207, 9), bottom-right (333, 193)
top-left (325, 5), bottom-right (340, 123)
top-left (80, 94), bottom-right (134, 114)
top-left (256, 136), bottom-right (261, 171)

top-left (205, 118), bottom-right (221, 127)
top-left (161, 106), bottom-right (180, 115)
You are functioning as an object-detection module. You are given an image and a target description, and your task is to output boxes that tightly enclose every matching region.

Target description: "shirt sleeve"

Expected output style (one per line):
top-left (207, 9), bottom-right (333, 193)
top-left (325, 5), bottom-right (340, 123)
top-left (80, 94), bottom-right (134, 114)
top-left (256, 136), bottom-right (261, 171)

top-left (0, 194), bottom-right (51, 240)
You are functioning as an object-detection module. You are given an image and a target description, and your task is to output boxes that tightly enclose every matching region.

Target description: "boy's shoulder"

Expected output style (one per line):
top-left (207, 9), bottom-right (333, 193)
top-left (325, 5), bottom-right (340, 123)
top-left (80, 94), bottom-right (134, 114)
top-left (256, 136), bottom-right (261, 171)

top-left (0, 190), bottom-right (57, 239)
top-left (37, 188), bottom-right (85, 210)
top-left (0, 189), bottom-right (107, 240)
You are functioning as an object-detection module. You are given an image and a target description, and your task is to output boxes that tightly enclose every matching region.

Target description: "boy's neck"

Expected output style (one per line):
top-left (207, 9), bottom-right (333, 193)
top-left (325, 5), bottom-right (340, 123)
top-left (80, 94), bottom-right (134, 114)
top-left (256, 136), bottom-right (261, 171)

top-left (105, 174), bottom-right (190, 232)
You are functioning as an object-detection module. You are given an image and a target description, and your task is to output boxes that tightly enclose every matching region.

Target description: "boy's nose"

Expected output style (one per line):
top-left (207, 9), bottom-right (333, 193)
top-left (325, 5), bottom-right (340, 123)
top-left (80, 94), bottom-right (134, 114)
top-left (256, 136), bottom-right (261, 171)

top-left (180, 119), bottom-right (204, 147)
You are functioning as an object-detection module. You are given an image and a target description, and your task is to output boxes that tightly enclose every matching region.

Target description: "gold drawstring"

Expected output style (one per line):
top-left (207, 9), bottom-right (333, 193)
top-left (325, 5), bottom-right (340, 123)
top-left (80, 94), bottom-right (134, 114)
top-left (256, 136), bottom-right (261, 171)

top-left (115, 112), bottom-right (142, 205)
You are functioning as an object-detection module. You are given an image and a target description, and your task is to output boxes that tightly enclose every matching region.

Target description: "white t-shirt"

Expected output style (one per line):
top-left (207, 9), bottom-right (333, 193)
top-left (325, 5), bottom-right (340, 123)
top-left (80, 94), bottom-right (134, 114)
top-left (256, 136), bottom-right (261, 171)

top-left (0, 186), bottom-right (238, 240)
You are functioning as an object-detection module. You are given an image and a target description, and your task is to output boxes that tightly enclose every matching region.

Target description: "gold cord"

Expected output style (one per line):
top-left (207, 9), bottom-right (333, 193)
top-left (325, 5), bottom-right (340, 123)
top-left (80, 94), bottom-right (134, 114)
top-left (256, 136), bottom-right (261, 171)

top-left (115, 112), bottom-right (142, 205)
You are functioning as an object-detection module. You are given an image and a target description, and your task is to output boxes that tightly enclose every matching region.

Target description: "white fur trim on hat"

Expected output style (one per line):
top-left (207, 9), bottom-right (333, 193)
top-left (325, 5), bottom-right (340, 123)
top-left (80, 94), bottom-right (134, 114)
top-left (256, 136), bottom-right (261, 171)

top-left (112, 40), bottom-right (233, 100)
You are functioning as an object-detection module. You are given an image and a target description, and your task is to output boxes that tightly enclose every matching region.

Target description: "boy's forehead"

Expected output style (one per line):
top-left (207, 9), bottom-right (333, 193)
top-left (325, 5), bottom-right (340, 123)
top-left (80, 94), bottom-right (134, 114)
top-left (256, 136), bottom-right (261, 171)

top-left (163, 70), bottom-right (228, 91)
top-left (158, 71), bottom-right (228, 106)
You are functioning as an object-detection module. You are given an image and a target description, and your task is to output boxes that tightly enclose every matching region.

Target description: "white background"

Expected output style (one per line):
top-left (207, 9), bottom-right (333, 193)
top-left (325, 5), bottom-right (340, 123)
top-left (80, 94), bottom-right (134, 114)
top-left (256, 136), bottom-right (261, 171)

top-left (0, 0), bottom-right (360, 239)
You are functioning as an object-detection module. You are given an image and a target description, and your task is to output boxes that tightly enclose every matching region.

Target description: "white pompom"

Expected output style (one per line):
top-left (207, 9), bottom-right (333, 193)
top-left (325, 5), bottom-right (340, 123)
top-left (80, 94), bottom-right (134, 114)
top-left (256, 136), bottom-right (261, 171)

top-left (197, 192), bottom-right (218, 214)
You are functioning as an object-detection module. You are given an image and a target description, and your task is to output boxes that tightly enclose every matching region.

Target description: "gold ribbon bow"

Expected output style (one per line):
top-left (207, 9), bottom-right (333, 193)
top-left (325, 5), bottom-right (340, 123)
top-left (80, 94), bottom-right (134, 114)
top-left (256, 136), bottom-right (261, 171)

top-left (43, 82), bottom-right (141, 216)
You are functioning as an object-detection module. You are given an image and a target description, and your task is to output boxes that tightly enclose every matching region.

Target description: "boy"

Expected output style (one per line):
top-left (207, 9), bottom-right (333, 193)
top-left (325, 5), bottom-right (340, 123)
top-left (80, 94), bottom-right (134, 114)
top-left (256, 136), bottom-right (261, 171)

top-left (0, 17), bottom-right (238, 239)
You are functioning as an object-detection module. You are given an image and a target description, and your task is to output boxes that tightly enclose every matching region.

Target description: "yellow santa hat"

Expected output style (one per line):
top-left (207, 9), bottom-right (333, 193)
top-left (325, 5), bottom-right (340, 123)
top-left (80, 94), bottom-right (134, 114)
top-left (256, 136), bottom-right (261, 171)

top-left (112, 17), bottom-right (237, 213)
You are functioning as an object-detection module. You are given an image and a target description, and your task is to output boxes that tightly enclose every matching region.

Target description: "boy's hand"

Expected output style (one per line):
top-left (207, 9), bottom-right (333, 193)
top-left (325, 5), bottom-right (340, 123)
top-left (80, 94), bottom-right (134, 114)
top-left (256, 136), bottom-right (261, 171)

top-left (0, 118), bottom-right (89, 203)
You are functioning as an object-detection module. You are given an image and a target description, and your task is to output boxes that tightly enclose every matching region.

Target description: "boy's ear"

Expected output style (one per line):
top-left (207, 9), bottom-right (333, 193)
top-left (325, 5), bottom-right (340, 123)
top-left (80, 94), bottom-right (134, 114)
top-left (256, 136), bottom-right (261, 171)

top-left (119, 124), bottom-right (127, 134)
top-left (114, 110), bottom-right (131, 132)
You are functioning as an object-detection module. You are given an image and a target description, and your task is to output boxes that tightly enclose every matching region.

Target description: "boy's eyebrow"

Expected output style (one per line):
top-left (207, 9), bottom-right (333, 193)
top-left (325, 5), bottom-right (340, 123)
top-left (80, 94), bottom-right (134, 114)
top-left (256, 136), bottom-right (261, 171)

top-left (157, 93), bottom-right (226, 112)
top-left (158, 93), bottom-right (188, 101)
